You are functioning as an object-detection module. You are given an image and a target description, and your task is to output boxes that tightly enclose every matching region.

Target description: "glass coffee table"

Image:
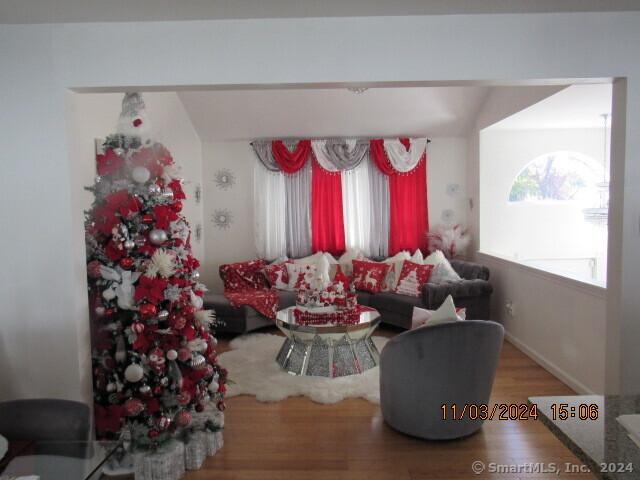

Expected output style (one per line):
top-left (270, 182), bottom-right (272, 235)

top-left (275, 306), bottom-right (381, 377)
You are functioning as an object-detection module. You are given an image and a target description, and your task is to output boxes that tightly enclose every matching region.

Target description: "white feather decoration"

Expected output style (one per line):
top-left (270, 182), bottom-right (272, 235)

top-left (195, 310), bottom-right (216, 328)
top-left (147, 249), bottom-right (176, 278)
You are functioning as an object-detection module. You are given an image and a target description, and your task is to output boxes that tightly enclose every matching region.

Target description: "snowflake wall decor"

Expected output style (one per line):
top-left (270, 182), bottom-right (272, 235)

top-left (211, 209), bottom-right (233, 229)
top-left (441, 209), bottom-right (456, 223)
top-left (214, 169), bottom-right (236, 190)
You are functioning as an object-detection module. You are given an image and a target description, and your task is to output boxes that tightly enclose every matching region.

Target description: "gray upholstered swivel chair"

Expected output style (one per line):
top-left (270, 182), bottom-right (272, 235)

top-left (0, 398), bottom-right (90, 442)
top-left (380, 320), bottom-right (504, 440)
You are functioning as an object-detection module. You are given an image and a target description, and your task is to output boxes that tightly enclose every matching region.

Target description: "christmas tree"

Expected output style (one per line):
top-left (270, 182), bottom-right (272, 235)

top-left (85, 93), bottom-right (226, 450)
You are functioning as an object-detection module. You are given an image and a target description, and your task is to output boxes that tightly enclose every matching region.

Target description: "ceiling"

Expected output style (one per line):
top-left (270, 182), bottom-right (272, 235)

top-left (178, 86), bottom-right (493, 141)
top-left (487, 84), bottom-right (612, 130)
top-left (2, 0), bottom-right (639, 24)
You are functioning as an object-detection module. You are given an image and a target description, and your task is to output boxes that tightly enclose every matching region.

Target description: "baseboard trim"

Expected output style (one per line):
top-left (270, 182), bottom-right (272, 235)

top-left (504, 332), bottom-right (595, 395)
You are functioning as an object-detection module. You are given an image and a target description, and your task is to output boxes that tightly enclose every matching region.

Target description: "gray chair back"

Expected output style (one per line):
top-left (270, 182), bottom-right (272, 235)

top-left (380, 320), bottom-right (504, 440)
top-left (0, 399), bottom-right (90, 442)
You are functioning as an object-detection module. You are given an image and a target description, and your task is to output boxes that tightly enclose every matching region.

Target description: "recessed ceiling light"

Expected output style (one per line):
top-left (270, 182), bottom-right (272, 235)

top-left (347, 87), bottom-right (369, 94)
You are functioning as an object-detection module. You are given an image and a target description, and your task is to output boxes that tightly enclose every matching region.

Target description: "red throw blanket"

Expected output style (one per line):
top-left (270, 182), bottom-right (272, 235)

top-left (224, 288), bottom-right (279, 320)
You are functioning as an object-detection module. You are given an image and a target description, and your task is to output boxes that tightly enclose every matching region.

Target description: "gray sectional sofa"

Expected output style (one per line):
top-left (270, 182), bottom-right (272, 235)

top-left (204, 258), bottom-right (492, 333)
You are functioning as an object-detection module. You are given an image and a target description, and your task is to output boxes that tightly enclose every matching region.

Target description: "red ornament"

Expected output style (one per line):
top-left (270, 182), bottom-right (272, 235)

top-left (218, 383), bottom-right (227, 394)
top-left (177, 391), bottom-right (191, 405)
top-left (88, 260), bottom-right (103, 278)
top-left (177, 347), bottom-right (191, 362)
top-left (142, 214), bottom-right (154, 224)
top-left (139, 303), bottom-right (157, 318)
top-left (148, 429), bottom-right (160, 439)
top-left (131, 322), bottom-right (145, 334)
top-left (171, 201), bottom-right (183, 213)
top-left (175, 410), bottom-right (192, 427)
top-left (195, 404), bottom-right (205, 413)
top-left (119, 257), bottom-right (135, 269)
top-left (157, 416), bottom-right (171, 430)
top-left (170, 314), bottom-right (187, 331)
top-left (133, 118), bottom-right (143, 127)
top-left (182, 305), bottom-right (196, 316)
top-left (148, 347), bottom-right (166, 374)
top-left (104, 308), bottom-right (116, 317)
top-left (123, 398), bottom-right (145, 416)
top-left (216, 400), bottom-right (226, 412)
top-left (153, 386), bottom-right (163, 395)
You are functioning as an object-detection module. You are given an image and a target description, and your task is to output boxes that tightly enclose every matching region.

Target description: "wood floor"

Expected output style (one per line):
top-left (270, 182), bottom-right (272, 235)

top-left (184, 326), bottom-right (594, 480)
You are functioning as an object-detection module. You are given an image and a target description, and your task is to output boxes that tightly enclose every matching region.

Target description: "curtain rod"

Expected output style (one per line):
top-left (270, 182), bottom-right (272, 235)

top-left (250, 137), bottom-right (431, 145)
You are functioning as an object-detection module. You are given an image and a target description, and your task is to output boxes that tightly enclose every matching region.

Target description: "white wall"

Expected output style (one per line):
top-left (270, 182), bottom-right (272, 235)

top-left (480, 128), bottom-right (608, 283)
top-left (470, 99), bottom-right (608, 393)
top-left (1, 11), bottom-right (639, 401)
top-left (200, 137), bottom-right (468, 292)
top-left (201, 142), bottom-right (256, 292)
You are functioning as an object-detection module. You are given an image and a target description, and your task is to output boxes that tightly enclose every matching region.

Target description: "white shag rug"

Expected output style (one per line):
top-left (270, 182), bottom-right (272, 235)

top-left (218, 333), bottom-right (387, 404)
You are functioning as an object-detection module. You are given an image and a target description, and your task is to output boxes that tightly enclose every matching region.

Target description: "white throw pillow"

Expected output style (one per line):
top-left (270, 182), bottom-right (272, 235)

top-left (286, 263), bottom-right (317, 290)
top-left (382, 251), bottom-right (411, 291)
top-left (423, 250), bottom-right (461, 283)
top-left (295, 252), bottom-right (324, 264)
top-left (411, 295), bottom-right (466, 328)
top-left (338, 248), bottom-right (364, 276)
top-left (270, 255), bottom-right (289, 265)
top-left (411, 249), bottom-right (424, 264)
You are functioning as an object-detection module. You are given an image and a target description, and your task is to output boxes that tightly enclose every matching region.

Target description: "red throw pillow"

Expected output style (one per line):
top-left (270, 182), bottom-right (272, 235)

top-left (262, 261), bottom-right (291, 289)
top-left (395, 260), bottom-right (434, 297)
top-left (219, 259), bottom-right (268, 292)
top-left (352, 259), bottom-right (390, 294)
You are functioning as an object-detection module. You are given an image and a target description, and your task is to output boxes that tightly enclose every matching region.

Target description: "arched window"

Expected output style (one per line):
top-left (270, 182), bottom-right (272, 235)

top-left (508, 151), bottom-right (604, 205)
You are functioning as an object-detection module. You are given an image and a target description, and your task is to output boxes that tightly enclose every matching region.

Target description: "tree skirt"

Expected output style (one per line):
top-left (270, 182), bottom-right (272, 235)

top-left (218, 333), bottom-right (388, 404)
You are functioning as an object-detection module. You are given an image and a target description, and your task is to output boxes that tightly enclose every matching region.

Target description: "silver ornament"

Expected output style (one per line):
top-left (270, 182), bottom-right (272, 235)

top-left (124, 363), bottom-right (144, 383)
top-left (149, 229), bottom-right (168, 245)
top-left (162, 188), bottom-right (174, 200)
top-left (139, 384), bottom-right (151, 395)
top-left (134, 235), bottom-right (146, 247)
top-left (132, 166), bottom-right (151, 184)
top-left (119, 224), bottom-right (129, 237)
top-left (95, 175), bottom-right (102, 183)
top-left (157, 309), bottom-right (169, 321)
top-left (124, 239), bottom-right (135, 250)
top-left (148, 184), bottom-right (162, 195)
top-left (191, 270), bottom-right (200, 280)
top-left (160, 377), bottom-right (169, 386)
top-left (106, 382), bottom-right (117, 393)
top-left (190, 353), bottom-right (206, 369)
top-left (208, 381), bottom-right (219, 393)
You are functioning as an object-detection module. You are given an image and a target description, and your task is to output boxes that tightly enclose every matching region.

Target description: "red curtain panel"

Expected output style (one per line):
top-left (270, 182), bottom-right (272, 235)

top-left (311, 159), bottom-right (346, 255)
top-left (272, 140), bottom-right (312, 173)
top-left (371, 138), bottom-right (429, 255)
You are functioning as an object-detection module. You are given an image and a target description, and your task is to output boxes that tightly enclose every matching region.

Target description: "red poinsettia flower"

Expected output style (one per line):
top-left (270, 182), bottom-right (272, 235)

top-left (105, 239), bottom-right (125, 261)
top-left (153, 205), bottom-right (178, 230)
top-left (96, 149), bottom-right (124, 176)
top-left (132, 332), bottom-right (152, 352)
top-left (168, 179), bottom-right (186, 200)
top-left (135, 275), bottom-right (169, 304)
top-left (105, 190), bottom-right (141, 217)
top-left (95, 404), bottom-right (124, 434)
top-left (93, 205), bottom-right (120, 235)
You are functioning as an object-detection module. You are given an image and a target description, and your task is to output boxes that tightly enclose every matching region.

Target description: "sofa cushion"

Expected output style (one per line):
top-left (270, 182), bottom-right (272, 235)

top-left (203, 292), bottom-right (252, 318)
top-left (277, 290), bottom-right (297, 309)
top-left (369, 292), bottom-right (425, 316)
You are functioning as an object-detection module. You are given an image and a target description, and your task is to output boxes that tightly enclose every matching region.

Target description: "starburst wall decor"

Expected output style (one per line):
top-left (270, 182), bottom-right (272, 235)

top-left (212, 209), bottom-right (233, 229)
top-left (213, 169), bottom-right (235, 190)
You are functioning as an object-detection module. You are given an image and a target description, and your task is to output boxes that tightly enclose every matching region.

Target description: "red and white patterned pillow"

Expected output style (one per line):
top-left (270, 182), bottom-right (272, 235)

top-left (219, 259), bottom-right (268, 292)
top-left (351, 259), bottom-right (390, 294)
top-left (286, 263), bottom-right (317, 291)
top-left (262, 261), bottom-right (292, 289)
top-left (395, 260), bottom-right (434, 297)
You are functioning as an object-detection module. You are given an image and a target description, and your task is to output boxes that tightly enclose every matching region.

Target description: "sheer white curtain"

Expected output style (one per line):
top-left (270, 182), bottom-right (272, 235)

top-left (254, 161), bottom-right (287, 260)
top-left (341, 160), bottom-right (371, 257)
